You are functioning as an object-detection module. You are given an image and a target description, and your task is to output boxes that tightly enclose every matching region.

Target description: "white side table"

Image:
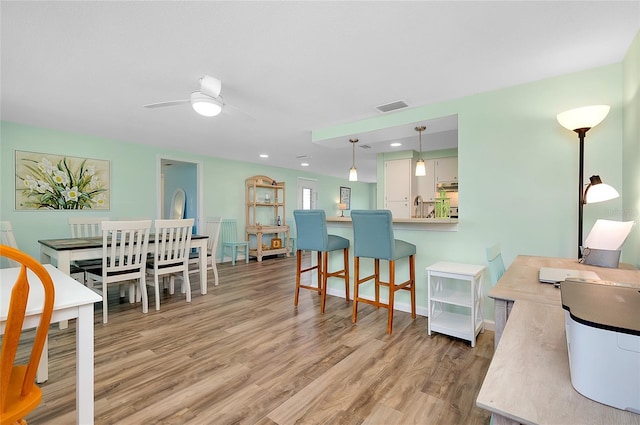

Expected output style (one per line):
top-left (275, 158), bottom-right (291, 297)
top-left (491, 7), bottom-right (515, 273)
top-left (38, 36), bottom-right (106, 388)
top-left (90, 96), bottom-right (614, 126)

top-left (426, 261), bottom-right (485, 347)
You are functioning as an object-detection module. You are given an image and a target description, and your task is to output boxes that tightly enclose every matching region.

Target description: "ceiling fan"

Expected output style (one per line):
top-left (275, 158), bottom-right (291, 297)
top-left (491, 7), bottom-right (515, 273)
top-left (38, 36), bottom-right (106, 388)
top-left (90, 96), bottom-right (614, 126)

top-left (144, 75), bottom-right (252, 119)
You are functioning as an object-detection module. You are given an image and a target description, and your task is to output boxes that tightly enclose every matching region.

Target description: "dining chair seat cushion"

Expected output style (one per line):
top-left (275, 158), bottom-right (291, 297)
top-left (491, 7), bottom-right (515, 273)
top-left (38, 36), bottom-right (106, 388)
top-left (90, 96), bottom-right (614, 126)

top-left (326, 234), bottom-right (349, 252)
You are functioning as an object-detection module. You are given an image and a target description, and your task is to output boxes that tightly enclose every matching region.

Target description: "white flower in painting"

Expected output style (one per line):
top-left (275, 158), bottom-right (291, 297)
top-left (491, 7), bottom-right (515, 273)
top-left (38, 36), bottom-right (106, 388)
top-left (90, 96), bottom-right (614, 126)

top-left (52, 170), bottom-right (69, 185)
top-left (37, 158), bottom-right (55, 175)
top-left (86, 165), bottom-right (95, 176)
top-left (36, 180), bottom-right (52, 194)
top-left (92, 194), bottom-right (106, 207)
top-left (23, 175), bottom-right (38, 189)
top-left (62, 186), bottom-right (79, 202)
top-left (89, 175), bottom-right (101, 189)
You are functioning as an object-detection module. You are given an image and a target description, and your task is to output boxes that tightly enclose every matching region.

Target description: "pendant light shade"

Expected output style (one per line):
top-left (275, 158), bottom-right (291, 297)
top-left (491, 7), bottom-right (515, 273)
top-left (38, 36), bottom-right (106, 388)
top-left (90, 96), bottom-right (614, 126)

top-left (349, 138), bottom-right (358, 181)
top-left (415, 126), bottom-right (426, 176)
top-left (557, 105), bottom-right (610, 131)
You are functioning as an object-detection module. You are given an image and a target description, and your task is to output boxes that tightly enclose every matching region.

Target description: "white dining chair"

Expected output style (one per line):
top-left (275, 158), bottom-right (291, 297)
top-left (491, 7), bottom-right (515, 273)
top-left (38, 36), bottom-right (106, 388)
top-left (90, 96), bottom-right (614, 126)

top-left (68, 216), bottom-right (110, 282)
top-left (146, 218), bottom-right (194, 310)
top-left (86, 220), bottom-right (152, 324)
top-left (189, 217), bottom-right (221, 286)
top-left (0, 221), bottom-right (19, 268)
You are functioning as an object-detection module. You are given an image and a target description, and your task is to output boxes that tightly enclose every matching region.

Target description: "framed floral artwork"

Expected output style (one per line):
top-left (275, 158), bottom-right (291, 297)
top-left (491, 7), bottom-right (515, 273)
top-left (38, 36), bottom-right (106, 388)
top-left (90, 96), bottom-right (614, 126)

top-left (15, 150), bottom-right (110, 210)
top-left (340, 186), bottom-right (351, 210)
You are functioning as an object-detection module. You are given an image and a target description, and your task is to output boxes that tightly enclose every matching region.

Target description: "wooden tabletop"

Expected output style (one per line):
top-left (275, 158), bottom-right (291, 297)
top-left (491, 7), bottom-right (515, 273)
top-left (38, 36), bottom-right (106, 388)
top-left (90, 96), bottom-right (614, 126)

top-left (38, 234), bottom-right (207, 251)
top-left (488, 255), bottom-right (640, 306)
top-left (476, 299), bottom-right (640, 425)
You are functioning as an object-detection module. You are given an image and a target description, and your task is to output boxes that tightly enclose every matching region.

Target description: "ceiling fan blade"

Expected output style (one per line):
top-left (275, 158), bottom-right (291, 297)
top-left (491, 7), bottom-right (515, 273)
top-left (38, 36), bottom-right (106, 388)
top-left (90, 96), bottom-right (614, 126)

top-left (223, 102), bottom-right (256, 121)
top-left (144, 99), bottom-right (190, 108)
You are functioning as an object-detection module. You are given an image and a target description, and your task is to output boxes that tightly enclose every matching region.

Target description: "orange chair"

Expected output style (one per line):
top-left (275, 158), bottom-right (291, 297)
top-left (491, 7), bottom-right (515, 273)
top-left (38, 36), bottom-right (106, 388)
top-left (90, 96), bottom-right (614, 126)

top-left (0, 244), bottom-right (55, 425)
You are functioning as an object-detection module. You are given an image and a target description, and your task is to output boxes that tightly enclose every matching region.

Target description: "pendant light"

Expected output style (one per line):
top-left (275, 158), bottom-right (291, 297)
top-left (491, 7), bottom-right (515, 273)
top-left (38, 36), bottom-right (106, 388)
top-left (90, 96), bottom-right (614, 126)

top-left (415, 125), bottom-right (426, 176)
top-left (349, 138), bottom-right (358, 181)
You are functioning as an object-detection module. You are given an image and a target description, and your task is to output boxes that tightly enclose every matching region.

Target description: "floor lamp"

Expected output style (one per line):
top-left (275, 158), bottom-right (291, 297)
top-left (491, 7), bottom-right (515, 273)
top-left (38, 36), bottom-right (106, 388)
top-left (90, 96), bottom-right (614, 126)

top-left (557, 105), bottom-right (619, 259)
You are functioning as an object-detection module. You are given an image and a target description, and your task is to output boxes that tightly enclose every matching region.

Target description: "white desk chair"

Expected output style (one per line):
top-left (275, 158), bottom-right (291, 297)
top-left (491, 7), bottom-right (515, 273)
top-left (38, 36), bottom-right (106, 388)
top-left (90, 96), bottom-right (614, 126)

top-left (146, 218), bottom-right (194, 310)
top-left (189, 217), bottom-right (221, 286)
top-left (86, 220), bottom-right (152, 324)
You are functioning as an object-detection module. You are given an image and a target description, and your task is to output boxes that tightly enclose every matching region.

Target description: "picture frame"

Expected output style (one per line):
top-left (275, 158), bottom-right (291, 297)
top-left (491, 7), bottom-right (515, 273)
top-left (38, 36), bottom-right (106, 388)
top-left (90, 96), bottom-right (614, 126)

top-left (14, 150), bottom-right (111, 210)
top-left (339, 186), bottom-right (351, 210)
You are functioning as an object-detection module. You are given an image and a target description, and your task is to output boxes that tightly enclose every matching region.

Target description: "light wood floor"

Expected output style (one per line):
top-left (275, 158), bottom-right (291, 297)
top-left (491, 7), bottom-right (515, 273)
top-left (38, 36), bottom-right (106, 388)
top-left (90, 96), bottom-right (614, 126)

top-left (20, 253), bottom-right (493, 425)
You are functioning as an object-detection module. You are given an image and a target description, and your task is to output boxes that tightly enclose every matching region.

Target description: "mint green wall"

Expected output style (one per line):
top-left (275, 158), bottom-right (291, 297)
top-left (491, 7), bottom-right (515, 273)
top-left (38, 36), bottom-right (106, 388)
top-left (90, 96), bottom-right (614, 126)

top-left (317, 61), bottom-right (632, 321)
top-left (622, 30), bottom-right (640, 268)
top-left (0, 122), bottom-right (372, 260)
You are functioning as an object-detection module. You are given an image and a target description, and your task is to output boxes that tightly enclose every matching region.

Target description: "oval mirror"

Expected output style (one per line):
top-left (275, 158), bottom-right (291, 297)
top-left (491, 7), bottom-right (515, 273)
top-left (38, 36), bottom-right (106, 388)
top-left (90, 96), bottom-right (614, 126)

top-left (170, 188), bottom-right (186, 219)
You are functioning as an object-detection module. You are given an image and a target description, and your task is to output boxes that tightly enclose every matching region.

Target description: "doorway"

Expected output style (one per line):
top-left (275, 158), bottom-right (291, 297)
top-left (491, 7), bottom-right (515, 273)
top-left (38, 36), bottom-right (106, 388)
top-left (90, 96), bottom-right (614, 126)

top-left (297, 178), bottom-right (317, 210)
top-left (157, 156), bottom-right (203, 233)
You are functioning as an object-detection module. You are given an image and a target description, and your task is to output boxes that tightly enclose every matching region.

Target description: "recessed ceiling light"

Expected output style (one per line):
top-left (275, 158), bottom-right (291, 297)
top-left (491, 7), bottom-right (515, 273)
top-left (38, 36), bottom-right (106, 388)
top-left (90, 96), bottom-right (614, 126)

top-left (259, 154), bottom-right (269, 158)
top-left (390, 142), bottom-right (402, 147)
top-left (301, 162), bottom-right (309, 167)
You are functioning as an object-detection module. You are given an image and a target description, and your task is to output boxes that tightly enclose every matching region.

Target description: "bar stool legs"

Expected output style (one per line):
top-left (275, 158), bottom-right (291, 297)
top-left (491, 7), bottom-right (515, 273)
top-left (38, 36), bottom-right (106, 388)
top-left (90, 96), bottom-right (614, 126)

top-left (352, 254), bottom-right (416, 334)
top-left (295, 248), bottom-right (349, 314)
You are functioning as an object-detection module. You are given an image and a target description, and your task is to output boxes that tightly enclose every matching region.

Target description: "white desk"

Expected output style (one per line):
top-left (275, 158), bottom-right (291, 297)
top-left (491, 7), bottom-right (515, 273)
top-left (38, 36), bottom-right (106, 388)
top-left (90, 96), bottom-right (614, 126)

top-left (1, 264), bottom-right (101, 425)
top-left (39, 234), bottom-right (209, 295)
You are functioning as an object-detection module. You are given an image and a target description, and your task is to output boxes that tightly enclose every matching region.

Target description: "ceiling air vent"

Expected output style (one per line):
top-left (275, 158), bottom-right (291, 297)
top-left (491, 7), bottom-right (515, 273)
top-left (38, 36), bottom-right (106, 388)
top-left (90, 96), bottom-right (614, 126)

top-left (360, 144), bottom-right (371, 149)
top-left (375, 100), bottom-right (408, 113)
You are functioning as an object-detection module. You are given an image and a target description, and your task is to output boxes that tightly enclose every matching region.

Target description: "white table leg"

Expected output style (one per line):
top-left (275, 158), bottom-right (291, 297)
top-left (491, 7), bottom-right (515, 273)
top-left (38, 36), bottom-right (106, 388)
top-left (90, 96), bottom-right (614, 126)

top-left (36, 336), bottom-right (48, 383)
top-left (76, 303), bottom-right (95, 425)
top-left (198, 240), bottom-right (207, 295)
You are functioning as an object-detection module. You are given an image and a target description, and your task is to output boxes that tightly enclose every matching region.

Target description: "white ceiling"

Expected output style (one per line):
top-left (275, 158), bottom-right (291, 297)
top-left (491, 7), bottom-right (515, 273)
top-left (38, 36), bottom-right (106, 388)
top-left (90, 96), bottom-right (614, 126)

top-left (2, 1), bottom-right (639, 183)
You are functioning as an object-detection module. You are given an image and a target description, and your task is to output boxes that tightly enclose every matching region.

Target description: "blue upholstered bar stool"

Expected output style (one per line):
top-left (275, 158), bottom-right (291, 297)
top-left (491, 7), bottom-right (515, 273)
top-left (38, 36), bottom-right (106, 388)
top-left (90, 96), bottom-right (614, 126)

top-left (351, 209), bottom-right (416, 334)
top-left (293, 209), bottom-right (350, 313)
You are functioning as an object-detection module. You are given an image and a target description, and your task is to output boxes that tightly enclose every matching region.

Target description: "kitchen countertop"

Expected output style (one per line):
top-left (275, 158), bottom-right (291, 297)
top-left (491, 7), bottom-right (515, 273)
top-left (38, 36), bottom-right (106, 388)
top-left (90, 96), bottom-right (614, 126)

top-left (326, 216), bottom-right (458, 224)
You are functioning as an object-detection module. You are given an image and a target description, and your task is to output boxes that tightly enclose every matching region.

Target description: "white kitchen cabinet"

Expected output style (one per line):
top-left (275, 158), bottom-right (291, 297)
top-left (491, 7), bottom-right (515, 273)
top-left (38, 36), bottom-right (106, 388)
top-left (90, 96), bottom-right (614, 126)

top-left (384, 158), bottom-right (414, 218)
top-left (426, 262), bottom-right (485, 347)
top-left (384, 158), bottom-right (413, 202)
top-left (435, 157), bottom-right (457, 182)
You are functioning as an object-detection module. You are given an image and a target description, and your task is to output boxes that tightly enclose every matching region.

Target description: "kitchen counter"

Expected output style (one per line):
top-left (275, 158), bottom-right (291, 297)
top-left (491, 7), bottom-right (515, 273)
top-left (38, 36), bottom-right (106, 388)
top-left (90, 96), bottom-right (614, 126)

top-left (327, 216), bottom-right (458, 230)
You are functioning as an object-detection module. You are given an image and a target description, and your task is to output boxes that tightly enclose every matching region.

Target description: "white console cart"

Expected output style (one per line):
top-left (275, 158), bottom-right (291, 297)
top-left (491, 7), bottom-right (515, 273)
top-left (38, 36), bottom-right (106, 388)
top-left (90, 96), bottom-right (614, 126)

top-left (426, 262), bottom-right (485, 347)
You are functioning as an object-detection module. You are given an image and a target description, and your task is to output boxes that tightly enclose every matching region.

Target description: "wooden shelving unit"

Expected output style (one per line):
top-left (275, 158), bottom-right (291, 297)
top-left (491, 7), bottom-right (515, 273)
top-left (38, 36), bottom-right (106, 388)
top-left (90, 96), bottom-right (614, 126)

top-left (245, 175), bottom-right (290, 262)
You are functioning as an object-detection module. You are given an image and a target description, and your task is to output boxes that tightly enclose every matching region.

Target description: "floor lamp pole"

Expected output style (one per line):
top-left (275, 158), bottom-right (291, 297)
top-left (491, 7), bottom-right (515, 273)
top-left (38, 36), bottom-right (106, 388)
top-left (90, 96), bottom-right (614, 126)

top-left (577, 128), bottom-right (588, 259)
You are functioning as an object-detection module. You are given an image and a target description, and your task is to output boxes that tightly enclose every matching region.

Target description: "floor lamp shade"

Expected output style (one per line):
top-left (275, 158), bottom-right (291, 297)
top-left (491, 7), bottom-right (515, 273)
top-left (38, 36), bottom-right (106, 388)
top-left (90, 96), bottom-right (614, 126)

top-left (557, 105), bottom-right (610, 131)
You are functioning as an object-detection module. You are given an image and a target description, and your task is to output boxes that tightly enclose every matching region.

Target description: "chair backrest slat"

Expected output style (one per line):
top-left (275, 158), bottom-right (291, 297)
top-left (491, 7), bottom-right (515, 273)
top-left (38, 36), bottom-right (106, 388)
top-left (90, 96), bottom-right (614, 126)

top-left (220, 219), bottom-right (240, 244)
top-left (152, 219), bottom-right (194, 268)
top-left (69, 217), bottom-right (109, 238)
top-left (205, 217), bottom-right (222, 255)
top-left (101, 220), bottom-right (151, 276)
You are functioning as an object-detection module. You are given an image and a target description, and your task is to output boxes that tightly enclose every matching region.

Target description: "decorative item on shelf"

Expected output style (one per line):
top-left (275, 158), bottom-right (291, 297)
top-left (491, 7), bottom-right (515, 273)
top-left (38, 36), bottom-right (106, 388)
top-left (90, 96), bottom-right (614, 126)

top-left (272, 179), bottom-right (277, 186)
top-left (264, 192), bottom-right (271, 203)
top-left (556, 104), bottom-right (619, 259)
top-left (339, 203), bottom-right (347, 217)
top-left (277, 216), bottom-right (281, 226)
top-left (435, 190), bottom-right (450, 218)
top-left (348, 139), bottom-right (358, 181)
top-left (415, 125), bottom-right (427, 176)
top-left (271, 237), bottom-right (282, 249)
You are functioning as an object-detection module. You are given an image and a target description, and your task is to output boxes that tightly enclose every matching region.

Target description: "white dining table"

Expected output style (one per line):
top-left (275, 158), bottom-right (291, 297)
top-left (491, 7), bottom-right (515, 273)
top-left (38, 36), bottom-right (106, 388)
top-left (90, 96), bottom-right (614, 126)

top-left (39, 234), bottom-right (209, 295)
top-left (1, 264), bottom-right (101, 425)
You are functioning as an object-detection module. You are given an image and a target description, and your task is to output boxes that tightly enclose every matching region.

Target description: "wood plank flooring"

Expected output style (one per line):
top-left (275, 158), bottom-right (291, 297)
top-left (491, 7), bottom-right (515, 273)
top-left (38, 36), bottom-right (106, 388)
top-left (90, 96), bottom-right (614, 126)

top-left (17, 253), bottom-right (493, 424)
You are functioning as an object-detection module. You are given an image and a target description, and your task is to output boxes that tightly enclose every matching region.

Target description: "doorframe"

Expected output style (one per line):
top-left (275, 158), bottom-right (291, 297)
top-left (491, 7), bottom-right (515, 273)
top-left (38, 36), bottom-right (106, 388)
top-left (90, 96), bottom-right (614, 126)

top-left (156, 154), bottom-right (204, 234)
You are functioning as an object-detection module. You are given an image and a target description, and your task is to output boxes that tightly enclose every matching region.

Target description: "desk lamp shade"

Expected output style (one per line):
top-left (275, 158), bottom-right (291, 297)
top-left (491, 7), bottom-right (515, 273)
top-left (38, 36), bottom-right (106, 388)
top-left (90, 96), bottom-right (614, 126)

top-left (557, 105), bottom-right (610, 131)
top-left (584, 175), bottom-right (619, 204)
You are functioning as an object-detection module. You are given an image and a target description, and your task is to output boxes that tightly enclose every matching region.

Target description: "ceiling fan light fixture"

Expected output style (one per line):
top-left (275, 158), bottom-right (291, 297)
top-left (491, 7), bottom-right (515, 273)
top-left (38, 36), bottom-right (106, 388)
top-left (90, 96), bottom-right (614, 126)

top-left (191, 92), bottom-right (222, 117)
